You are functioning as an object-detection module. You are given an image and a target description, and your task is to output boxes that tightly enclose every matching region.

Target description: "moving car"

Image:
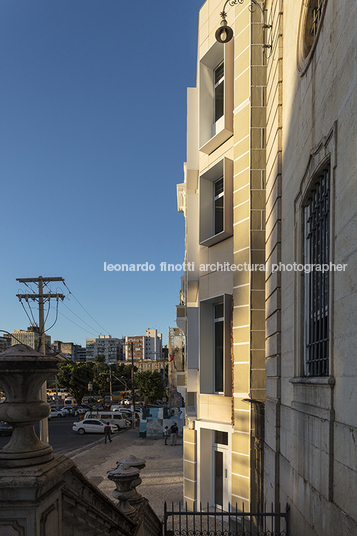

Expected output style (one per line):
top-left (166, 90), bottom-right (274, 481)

top-left (72, 418), bottom-right (118, 435)
top-left (0, 421), bottom-right (12, 436)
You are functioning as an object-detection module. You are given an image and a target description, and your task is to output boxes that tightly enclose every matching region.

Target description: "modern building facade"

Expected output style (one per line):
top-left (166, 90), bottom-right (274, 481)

top-left (178, 0), bottom-right (266, 513)
top-left (144, 329), bottom-right (162, 360)
top-left (85, 335), bottom-right (123, 364)
top-left (124, 329), bottom-right (162, 361)
top-left (73, 345), bottom-right (86, 362)
top-left (11, 327), bottom-right (51, 351)
top-left (263, 0), bottom-right (357, 534)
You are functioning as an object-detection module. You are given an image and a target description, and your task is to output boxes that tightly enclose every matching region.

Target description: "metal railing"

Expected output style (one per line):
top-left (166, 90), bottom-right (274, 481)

top-left (164, 502), bottom-right (289, 536)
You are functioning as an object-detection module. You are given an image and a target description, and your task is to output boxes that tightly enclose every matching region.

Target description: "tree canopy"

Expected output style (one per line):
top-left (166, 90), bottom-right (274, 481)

top-left (136, 370), bottom-right (165, 403)
top-left (57, 361), bottom-right (94, 403)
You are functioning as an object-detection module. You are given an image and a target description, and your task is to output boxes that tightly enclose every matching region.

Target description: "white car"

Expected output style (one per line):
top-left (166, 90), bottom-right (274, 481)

top-left (72, 418), bottom-right (118, 435)
top-left (50, 408), bottom-right (64, 418)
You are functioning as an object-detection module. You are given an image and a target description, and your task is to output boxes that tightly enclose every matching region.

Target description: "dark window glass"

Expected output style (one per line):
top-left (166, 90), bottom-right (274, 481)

top-left (214, 450), bottom-right (223, 506)
top-left (214, 62), bottom-right (224, 122)
top-left (215, 62), bottom-right (224, 84)
top-left (304, 166), bottom-right (330, 376)
top-left (215, 177), bottom-right (224, 197)
top-left (214, 319), bottom-right (224, 392)
top-left (214, 430), bottom-right (228, 445)
top-left (214, 177), bottom-right (224, 235)
top-left (215, 197), bottom-right (224, 234)
top-left (215, 303), bottom-right (224, 319)
top-left (215, 82), bottom-right (224, 122)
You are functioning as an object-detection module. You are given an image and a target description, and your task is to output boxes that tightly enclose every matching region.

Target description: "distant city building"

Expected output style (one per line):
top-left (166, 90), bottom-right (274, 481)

top-left (124, 336), bottom-right (144, 361)
top-left (124, 329), bottom-right (162, 361)
top-left (12, 327), bottom-right (51, 351)
top-left (86, 335), bottom-right (123, 364)
top-left (135, 359), bottom-right (166, 375)
top-left (144, 328), bottom-right (162, 360)
top-left (52, 341), bottom-right (86, 361)
top-left (162, 344), bottom-right (169, 361)
top-left (53, 340), bottom-right (75, 359)
top-left (74, 345), bottom-right (86, 362)
top-left (0, 334), bottom-right (11, 353)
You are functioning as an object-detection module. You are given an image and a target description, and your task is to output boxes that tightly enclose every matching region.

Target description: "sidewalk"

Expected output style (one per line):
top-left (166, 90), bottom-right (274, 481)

top-left (69, 427), bottom-right (184, 519)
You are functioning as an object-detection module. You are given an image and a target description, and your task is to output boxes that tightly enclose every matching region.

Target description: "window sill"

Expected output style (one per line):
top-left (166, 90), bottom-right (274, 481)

top-left (199, 127), bottom-right (233, 155)
top-left (199, 230), bottom-right (232, 248)
top-left (289, 376), bottom-right (335, 386)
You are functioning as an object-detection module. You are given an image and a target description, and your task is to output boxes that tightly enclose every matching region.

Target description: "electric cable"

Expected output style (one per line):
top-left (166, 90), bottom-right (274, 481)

top-left (61, 302), bottom-right (100, 334)
top-left (58, 311), bottom-right (98, 336)
top-left (63, 282), bottom-right (110, 335)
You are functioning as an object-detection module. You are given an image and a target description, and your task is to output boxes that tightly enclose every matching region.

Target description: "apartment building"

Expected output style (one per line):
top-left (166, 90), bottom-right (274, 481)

top-left (124, 329), bottom-right (162, 361)
top-left (11, 327), bottom-right (51, 351)
top-left (85, 335), bottom-right (123, 364)
top-left (177, 0), bottom-right (266, 513)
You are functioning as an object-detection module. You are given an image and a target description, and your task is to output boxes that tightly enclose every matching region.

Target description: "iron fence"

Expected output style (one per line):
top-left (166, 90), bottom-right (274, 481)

top-left (164, 502), bottom-right (289, 536)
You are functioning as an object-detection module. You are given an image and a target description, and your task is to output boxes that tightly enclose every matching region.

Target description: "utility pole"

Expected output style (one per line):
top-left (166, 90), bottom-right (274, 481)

top-left (109, 365), bottom-right (113, 403)
top-left (16, 276), bottom-right (65, 443)
top-left (130, 342), bottom-right (136, 429)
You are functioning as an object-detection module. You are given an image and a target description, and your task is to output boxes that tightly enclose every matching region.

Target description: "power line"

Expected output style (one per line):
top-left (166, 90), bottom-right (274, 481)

top-left (63, 282), bottom-right (110, 335)
top-left (58, 311), bottom-right (98, 336)
top-left (61, 302), bottom-right (101, 334)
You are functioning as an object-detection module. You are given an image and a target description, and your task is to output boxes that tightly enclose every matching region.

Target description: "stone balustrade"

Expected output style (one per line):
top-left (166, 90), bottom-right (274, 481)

top-left (0, 345), bottom-right (163, 536)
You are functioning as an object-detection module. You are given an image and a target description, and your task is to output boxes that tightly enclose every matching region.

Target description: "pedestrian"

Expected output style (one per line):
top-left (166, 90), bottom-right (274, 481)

top-left (164, 426), bottom-right (169, 445)
top-left (170, 422), bottom-right (178, 446)
top-left (104, 422), bottom-right (112, 444)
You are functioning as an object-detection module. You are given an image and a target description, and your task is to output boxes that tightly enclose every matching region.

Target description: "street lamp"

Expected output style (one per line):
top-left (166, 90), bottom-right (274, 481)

top-left (215, 0), bottom-right (272, 48)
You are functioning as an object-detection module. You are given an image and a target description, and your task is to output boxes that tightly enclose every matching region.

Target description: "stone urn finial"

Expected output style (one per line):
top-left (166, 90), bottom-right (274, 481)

top-left (107, 463), bottom-right (140, 518)
top-left (117, 455), bottom-right (146, 505)
top-left (0, 344), bottom-right (63, 468)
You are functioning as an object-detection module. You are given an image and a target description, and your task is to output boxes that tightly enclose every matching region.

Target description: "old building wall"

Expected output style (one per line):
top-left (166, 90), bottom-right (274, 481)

top-left (265, 0), bottom-right (357, 533)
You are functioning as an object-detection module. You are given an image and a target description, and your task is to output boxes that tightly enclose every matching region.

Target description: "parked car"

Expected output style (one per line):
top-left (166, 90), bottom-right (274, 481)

top-left (83, 410), bottom-right (130, 429)
top-left (116, 409), bottom-right (140, 424)
top-left (0, 421), bottom-right (13, 436)
top-left (72, 418), bottom-right (118, 435)
top-left (50, 408), bottom-right (64, 418)
top-left (74, 406), bottom-right (88, 415)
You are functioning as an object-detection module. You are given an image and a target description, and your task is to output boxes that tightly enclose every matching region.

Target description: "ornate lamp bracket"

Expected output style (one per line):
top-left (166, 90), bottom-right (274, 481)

top-left (216, 0), bottom-right (272, 50)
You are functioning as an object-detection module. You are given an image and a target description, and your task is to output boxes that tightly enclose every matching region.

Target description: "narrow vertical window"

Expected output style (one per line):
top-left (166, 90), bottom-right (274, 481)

top-left (214, 177), bottom-right (224, 235)
top-left (304, 166), bottom-right (330, 376)
top-left (214, 303), bottom-right (224, 392)
top-left (214, 61), bottom-right (224, 122)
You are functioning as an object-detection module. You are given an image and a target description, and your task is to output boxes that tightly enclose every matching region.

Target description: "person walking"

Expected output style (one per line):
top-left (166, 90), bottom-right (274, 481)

top-left (164, 426), bottom-right (169, 445)
top-left (170, 422), bottom-right (178, 446)
top-left (104, 422), bottom-right (112, 444)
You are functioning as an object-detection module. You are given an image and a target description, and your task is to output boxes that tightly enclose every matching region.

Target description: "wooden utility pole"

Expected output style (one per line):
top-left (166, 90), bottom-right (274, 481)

top-left (16, 276), bottom-right (65, 443)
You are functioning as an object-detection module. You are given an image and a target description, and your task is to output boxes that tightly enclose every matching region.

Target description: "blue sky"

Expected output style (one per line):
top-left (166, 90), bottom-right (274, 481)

top-left (0, 0), bottom-right (203, 346)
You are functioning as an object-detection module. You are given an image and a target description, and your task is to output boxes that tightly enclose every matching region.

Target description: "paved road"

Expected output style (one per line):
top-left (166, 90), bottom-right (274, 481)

top-left (0, 416), bottom-right (128, 457)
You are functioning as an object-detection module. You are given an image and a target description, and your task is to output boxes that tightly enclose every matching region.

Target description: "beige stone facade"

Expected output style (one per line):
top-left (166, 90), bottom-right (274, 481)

top-left (264, 0), bottom-right (357, 534)
top-left (178, 0), bottom-right (266, 513)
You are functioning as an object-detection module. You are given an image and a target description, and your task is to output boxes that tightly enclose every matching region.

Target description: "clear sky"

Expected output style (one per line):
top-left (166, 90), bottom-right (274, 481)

top-left (0, 0), bottom-right (204, 346)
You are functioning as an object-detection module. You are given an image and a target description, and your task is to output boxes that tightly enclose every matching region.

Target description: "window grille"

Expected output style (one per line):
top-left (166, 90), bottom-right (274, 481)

top-left (304, 166), bottom-right (330, 376)
top-left (310, 0), bottom-right (323, 37)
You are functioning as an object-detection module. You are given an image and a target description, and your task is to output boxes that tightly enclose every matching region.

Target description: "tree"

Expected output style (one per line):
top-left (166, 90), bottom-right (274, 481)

top-left (136, 370), bottom-right (165, 403)
top-left (57, 362), bottom-right (94, 403)
top-left (113, 363), bottom-right (137, 392)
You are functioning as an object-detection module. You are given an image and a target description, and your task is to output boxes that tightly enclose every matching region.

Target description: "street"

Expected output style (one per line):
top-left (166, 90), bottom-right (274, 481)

top-left (0, 416), bottom-right (128, 457)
